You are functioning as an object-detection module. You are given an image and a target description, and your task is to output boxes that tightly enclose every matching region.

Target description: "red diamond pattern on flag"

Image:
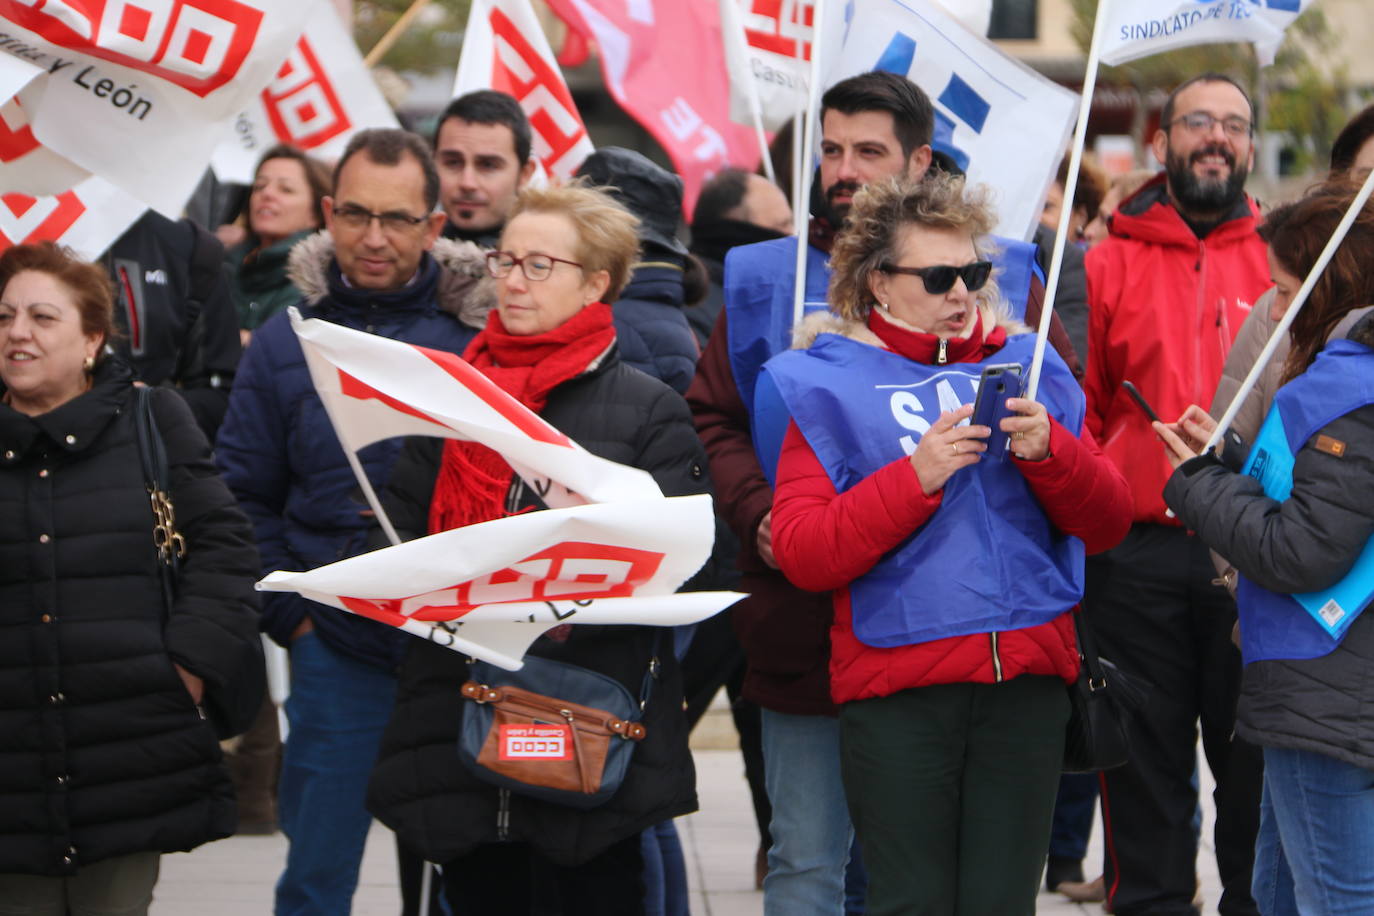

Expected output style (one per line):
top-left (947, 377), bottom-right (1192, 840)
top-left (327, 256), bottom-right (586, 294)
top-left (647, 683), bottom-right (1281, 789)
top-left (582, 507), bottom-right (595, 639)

top-left (0, 192), bottom-right (85, 248)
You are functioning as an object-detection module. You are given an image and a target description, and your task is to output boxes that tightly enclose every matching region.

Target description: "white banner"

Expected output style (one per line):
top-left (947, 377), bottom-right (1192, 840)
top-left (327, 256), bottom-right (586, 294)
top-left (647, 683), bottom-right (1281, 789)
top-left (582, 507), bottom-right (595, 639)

top-left (821, 0), bottom-right (1077, 240)
top-left (291, 308), bottom-right (664, 508)
top-left (0, 0), bottom-right (310, 215)
top-left (721, 0), bottom-right (992, 132)
top-left (1100, 0), bottom-right (1313, 68)
top-left (211, 9), bottom-right (398, 184)
top-left (0, 45), bottom-right (40, 105)
top-left (260, 497), bottom-right (737, 669)
top-left (0, 91), bottom-right (91, 197)
top-left (453, 0), bottom-right (594, 180)
top-left (0, 174), bottom-right (146, 258)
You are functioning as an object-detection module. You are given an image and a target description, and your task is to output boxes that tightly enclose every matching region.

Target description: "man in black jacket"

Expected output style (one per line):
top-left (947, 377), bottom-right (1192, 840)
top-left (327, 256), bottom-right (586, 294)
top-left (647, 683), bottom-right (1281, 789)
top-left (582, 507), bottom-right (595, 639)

top-left (103, 210), bottom-right (241, 440)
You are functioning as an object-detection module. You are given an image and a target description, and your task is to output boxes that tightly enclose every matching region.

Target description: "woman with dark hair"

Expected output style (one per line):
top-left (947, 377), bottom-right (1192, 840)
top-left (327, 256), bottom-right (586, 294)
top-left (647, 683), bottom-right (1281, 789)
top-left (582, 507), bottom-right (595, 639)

top-left (226, 144), bottom-right (330, 343)
top-left (1159, 179), bottom-right (1374, 916)
top-left (367, 183), bottom-right (709, 915)
top-left (763, 174), bottom-right (1131, 915)
top-left (0, 243), bottom-right (262, 914)
top-left (1329, 103), bottom-right (1374, 179)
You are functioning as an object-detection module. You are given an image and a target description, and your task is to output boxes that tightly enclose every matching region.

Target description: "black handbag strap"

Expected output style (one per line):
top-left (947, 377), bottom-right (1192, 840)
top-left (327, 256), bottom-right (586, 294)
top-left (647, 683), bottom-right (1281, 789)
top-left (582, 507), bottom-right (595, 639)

top-left (636, 629), bottom-right (668, 713)
top-left (133, 386), bottom-right (179, 616)
top-left (1072, 609), bottom-right (1109, 690)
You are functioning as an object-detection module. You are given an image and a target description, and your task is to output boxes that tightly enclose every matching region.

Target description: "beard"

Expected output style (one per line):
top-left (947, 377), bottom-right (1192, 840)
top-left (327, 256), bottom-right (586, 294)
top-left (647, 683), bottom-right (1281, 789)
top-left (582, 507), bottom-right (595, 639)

top-left (1166, 142), bottom-right (1248, 216)
top-left (817, 179), bottom-right (859, 225)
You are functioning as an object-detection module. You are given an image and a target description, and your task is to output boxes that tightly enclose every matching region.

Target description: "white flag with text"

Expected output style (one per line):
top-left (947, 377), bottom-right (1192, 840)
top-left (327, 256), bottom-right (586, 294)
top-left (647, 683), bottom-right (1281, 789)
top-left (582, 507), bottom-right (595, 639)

top-left (1100, 0), bottom-right (1314, 68)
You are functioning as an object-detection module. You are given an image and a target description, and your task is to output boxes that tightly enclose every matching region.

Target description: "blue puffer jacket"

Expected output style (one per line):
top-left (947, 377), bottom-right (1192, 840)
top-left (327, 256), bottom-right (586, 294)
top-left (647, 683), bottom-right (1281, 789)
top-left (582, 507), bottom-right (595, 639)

top-left (215, 233), bottom-right (489, 670)
top-left (612, 262), bottom-right (700, 394)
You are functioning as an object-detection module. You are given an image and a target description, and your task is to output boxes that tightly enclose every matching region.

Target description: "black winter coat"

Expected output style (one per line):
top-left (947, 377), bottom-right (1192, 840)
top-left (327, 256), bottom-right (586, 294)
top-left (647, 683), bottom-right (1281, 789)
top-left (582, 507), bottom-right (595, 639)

top-left (1164, 315), bottom-right (1374, 770)
top-left (0, 361), bottom-right (263, 876)
top-left (367, 348), bottom-right (709, 866)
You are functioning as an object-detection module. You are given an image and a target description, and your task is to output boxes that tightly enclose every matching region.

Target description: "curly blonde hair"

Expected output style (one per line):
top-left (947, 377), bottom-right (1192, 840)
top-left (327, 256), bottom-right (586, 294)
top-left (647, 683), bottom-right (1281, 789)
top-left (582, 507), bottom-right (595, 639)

top-left (508, 180), bottom-right (641, 301)
top-left (828, 173), bottom-right (1005, 322)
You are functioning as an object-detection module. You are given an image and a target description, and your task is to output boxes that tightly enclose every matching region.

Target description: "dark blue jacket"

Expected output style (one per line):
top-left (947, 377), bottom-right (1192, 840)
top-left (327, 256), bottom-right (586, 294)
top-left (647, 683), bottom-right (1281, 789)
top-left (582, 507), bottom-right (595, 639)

top-left (612, 263), bottom-right (700, 394)
top-left (216, 235), bottom-right (487, 670)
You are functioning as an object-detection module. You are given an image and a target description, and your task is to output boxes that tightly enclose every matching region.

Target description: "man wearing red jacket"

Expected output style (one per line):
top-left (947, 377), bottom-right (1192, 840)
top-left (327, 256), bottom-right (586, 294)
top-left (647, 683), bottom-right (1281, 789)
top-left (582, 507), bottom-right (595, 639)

top-left (1084, 73), bottom-right (1271, 916)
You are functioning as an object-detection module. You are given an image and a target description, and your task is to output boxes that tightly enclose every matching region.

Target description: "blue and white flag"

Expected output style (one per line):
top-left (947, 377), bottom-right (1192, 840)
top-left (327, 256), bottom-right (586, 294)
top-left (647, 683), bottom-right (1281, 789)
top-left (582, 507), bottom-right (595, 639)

top-left (821, 0), bottom-right (1077, 240)
top-left (1100, 0), bottom-right (1314, 68)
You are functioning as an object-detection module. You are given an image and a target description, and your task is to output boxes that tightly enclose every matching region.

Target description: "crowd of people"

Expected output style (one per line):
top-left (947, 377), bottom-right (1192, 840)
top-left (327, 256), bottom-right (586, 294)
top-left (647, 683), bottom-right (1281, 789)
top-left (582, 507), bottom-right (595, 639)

top-left (2, 64), bottom-right (1374, 916)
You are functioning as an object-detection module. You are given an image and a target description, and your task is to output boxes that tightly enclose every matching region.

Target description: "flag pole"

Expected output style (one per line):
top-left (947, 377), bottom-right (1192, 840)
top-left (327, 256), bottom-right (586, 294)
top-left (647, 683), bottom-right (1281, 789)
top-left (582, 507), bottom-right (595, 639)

top-left (729, 0), bottom-right (778, 183)
top-left (792, 0), bottom-right (826, 328)
top-left (1024, 0), bottom-right (1110, 401)
top-left (1203, 165), bottom-right (1374, 452)
top-left (364, 0), bottom-right (435, 67)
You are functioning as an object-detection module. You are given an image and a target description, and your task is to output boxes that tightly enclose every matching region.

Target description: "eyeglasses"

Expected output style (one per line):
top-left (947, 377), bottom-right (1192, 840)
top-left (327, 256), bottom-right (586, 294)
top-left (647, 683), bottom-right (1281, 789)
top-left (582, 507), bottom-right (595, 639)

top-left (485, 251), bottom-right (583, 282)
top-left (1167, 111), bottom-right (1252, 138)
top-left (880, 260), bottom-right (993, 295)
top-left (332, 204), bottom-right (429, 234)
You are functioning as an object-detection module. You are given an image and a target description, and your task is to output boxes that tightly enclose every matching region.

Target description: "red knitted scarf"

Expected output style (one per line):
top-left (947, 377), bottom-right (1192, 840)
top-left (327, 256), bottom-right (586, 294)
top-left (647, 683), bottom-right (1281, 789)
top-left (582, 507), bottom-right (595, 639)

top-left (427, 302), bottom-right (616, 534)
top-left (867, 307), bottom-right (1007, 364)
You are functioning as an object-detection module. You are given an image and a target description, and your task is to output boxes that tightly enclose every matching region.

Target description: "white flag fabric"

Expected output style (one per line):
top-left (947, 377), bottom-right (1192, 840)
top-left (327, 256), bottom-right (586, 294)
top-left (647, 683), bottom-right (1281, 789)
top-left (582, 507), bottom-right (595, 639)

top-left (720, 0), bottom-right (992, 132)
top-left (211, 10), bottom-right (398, 184)
top-left (0, 48), bottom-right (41, 105)
top-left (0, 175), bottom-right (146, 258)
top-left (822, 0), bottom-right (1077, 240)
top-left (453, 0), bottom-right (594, 180)
top-left (260, 497), bottom-right (738, 669)
top-left (0, 94), bottom-right (91, 197)
top-left (291, 308), bottom-right (663, 508)
top-left (1100, 0), bottom-right (1313, 68)
top-left (0, 0), bottom-right (310, 214)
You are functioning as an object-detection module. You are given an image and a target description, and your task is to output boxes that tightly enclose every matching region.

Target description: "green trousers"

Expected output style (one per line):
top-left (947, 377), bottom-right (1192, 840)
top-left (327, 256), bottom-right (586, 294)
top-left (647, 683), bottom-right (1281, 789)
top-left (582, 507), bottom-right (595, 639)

top-left (840, 675), bottom-right (1069, 916)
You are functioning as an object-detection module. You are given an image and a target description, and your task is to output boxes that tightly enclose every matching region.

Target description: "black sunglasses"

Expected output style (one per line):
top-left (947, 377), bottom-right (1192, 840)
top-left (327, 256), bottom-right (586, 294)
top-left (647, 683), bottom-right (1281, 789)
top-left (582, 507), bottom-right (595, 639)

top-left (881, 260), bottom-right (993, 295)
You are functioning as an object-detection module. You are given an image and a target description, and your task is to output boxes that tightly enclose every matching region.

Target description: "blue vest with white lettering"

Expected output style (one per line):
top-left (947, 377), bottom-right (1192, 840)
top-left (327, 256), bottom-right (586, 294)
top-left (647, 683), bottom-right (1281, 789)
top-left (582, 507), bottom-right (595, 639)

top-left (761, 331), bottom-right (1085, 648)
top-left (1237, 338), bottom-right (1374, 663)
top-left (724, 234), bottom-right (1041, 483)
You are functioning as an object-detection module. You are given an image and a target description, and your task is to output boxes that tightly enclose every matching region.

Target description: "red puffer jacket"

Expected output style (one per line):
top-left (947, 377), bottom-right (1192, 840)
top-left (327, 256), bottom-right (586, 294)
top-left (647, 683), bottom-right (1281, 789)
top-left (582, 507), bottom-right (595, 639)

top-left (1084, 176), bottom-right (1269, 525)
top-left (770, 317), bottom-right (1132, 705)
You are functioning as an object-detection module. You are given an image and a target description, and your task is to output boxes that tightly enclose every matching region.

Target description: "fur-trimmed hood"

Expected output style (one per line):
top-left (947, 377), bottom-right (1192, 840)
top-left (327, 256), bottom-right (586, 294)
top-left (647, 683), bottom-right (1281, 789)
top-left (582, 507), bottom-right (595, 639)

top-left (790, 303), bottom-right (1030, 351)
top-left (286, 231), bottom-right (494, 329)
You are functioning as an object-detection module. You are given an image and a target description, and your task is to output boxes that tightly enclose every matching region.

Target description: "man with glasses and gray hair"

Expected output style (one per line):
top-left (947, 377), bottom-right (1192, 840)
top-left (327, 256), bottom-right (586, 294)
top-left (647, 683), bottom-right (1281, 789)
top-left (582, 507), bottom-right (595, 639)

top-left (1082, 74), bottom-right (1271, 916)
top-left (215, 128), bottom-right (490, 916)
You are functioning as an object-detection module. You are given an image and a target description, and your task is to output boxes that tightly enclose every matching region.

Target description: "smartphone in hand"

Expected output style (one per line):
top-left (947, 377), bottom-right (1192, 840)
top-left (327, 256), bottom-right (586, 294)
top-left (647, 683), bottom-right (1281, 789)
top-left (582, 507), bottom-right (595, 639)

top-left (1121, 380), bottom-right (1161, 424)
top-left (970, 363), bottom-right (1024, 459)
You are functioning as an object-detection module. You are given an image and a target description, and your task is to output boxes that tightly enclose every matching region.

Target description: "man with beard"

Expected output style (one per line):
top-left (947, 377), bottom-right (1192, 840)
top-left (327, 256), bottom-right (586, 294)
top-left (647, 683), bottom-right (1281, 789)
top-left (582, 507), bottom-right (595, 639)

top-left (433, 90), bottom-right (535, 248)
top-left (688, 70), bottom-right (1076, 916)
top-left (1083, 73), bottom-right (1270, 916)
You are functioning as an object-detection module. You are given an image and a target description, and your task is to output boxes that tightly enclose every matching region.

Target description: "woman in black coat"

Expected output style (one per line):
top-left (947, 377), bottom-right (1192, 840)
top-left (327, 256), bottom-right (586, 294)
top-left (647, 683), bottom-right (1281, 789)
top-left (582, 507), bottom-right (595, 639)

top-left (366, 184), bottom-right (710, 916)
top-left (0, 243), bottom-right (263, 915)
top-left (1158, 182), bottom-right (1374, 915)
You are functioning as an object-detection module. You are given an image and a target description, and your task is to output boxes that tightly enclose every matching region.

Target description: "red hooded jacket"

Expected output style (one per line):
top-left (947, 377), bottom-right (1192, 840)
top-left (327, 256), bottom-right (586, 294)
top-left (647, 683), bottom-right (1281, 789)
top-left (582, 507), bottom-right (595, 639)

top-left (1084, 175), bottom-right (1270, 524)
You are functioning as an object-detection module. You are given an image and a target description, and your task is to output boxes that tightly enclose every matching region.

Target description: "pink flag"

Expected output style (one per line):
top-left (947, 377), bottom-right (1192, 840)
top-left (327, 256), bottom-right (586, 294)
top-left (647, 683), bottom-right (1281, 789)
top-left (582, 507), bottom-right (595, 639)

top-left (544, 0), bottom-right (760, 211)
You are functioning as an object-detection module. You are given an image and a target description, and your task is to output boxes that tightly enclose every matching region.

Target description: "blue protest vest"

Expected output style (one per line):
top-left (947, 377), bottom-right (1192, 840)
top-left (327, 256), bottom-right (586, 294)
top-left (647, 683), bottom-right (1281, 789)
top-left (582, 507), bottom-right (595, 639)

top-left (725, 233), bottom-right (1041, 483)
top-left (761, 331), bottom-right (1086, 648)
top-left (1236, 338), bottom-right (1374, 663)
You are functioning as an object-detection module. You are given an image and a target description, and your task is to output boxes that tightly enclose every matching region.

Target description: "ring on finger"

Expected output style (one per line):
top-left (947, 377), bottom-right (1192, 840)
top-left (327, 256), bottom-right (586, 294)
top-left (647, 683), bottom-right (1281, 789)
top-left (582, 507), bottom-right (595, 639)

top-left (951, 442), bottom-right (959, 455)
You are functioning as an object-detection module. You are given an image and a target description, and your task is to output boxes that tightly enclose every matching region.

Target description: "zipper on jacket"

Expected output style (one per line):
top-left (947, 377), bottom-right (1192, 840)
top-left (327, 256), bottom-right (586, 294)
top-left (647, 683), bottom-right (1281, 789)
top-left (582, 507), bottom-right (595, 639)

top-left (496, 788), bottom-right (511, 840)
top-left (937, 338), bottom-right (948, 365)
top-left (989, 632), bottom-right (1004, 682)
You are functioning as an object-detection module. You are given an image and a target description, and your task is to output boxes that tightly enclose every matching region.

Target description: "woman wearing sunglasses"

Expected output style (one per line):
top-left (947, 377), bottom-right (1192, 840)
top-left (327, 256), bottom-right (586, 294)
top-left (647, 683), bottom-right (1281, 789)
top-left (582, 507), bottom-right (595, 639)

top-left (760, 174), bottom-right (1131, 915)
top-left (366, 182), bottom-right (710, 915)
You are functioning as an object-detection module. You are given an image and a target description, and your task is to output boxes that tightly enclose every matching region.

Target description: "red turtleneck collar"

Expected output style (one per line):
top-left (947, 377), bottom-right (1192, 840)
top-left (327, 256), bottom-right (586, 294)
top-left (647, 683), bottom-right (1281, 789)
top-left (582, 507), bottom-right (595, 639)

top-left (866, 307), bottom-right (1007, 365)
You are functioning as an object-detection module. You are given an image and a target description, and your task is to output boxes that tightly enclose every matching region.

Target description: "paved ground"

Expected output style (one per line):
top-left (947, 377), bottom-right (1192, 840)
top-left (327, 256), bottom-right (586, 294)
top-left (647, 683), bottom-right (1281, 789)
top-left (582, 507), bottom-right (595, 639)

top-left (151, 706), bottom-right (1223, 915)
